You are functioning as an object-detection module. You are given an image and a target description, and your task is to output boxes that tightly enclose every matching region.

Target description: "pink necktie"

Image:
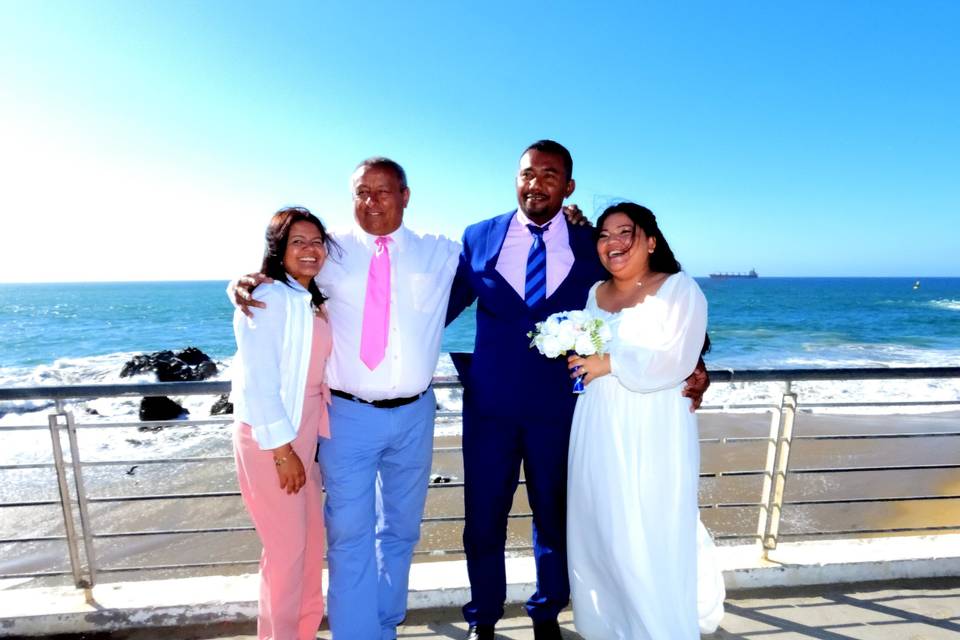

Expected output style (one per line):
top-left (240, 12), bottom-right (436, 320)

top-left (360, 236), bottom-right (391, 370)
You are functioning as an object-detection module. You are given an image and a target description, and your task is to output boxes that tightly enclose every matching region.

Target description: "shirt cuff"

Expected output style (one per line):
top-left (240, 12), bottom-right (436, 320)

top-left (252, 417), bottom-right (298, 450)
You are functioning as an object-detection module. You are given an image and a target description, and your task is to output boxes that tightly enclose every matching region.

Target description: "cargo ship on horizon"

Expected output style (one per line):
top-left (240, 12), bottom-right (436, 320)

top-left (709, 269), bottom-right (758, 279)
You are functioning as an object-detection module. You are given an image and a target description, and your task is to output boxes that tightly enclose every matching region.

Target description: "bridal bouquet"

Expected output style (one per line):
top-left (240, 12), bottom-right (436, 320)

top-left (528, 310), bottom-right (612, 393)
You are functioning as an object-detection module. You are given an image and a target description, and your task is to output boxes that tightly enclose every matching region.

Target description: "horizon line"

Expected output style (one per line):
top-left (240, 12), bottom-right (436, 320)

top-left (2, 275), bottom-right (957, 285)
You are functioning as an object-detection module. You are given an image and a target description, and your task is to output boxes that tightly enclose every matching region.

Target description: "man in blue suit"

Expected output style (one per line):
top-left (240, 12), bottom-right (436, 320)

top-left (445, 140), bottom-right (708, 640)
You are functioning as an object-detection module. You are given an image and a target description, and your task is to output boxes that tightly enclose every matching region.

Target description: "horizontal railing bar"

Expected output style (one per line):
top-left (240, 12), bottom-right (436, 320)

top-left (700, 436), bottom-right (773, 444)
top-left (799, 400), bottom-right (960, 408)
top-left (86, 491), bottom-right (241, 503)
top-left (0, 535), bottom-right (67, 543)
top-left (709, 367), bottom-right (960, 383)
top-left (714, 533), bottom-right (762, 540)
top-left (699, 404), bottom-right (779, 411)
top-left (92, 526), bottom-right (255, 538)
top-left (73, 419), bottom-right (231, 430)
top-left (0, 463), bottom-right (56, 470)
top-left (0, 499), bottom-right (60, 508)
top-left (790, 463), bottom-right (960, 474)
top-left (420, 515), bottom-right (465, 523)
top-left (793, 432), bottom-right (960, 441)
top-left (784, 495), bottom-right (960, 506)
top-left (0, 381), bottom-right (232, 400)
top-left (421, 512), bottom-right (534, 524)
top-left (699, 433), bottom-right (960, 445)
top-left (699, 502), bottom-right (764, 509)
top-left (2, 367), bottom-right (957, 403)
top-left (81, 456), bottom-right (234, 466)
top-left (700, 470), bottom-right (768, 478)
top-left (779, 524), bottom-right (960, 537)
top-left (88, 479), bottom-right (519, 502)
top-left (426, 481), bottom-right (465, 489)
top-left (0, 570), bottom-right (74, 579)
top-left (96, 559), bottom-right (260, 573)
top-left (0, 424), bottom-right (51, 431)
top-left (700, 400), bottom-right (960, 412)
top-left (0, 376), bottom-right (465, 402)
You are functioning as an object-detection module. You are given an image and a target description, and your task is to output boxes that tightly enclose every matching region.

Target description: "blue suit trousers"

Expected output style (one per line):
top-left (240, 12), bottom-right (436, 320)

top-left (461, 409), bottom-right (571, 626)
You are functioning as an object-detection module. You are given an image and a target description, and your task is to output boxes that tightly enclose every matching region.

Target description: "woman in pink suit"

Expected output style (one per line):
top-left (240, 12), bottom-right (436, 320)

top-left (232, 206), bottom-right (338, 640)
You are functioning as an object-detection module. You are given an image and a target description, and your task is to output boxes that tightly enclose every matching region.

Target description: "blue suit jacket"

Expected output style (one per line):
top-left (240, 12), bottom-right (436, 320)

top-left (446, 211), bottom-right (608, 422)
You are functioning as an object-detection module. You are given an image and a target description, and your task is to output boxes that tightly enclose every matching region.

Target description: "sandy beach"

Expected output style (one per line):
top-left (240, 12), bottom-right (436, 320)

top-left (2, 410), bottom-right (959, 586)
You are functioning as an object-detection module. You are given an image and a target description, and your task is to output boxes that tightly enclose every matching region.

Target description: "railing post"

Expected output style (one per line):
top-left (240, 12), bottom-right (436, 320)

top-left (47, 400), bottom-right (96, 592)
top-left (756, 382), bottom-right (797, 556)
top-left (64, 404), bottom-right (98, 589)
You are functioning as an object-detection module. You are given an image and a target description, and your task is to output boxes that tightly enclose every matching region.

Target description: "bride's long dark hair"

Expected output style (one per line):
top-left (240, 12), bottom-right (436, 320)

top-left (596, 202), bottom-right (682, 274)
top-left (595, 201), bottom-right (710, 354)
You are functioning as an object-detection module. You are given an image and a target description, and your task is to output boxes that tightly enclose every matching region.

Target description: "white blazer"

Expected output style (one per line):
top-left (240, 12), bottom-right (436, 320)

top-left (232, 278), bottom-right (315, 450)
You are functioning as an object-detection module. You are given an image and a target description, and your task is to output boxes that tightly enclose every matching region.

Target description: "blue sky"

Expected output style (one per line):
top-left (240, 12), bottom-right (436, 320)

top-left (0, 1), bottom-right (957, 281)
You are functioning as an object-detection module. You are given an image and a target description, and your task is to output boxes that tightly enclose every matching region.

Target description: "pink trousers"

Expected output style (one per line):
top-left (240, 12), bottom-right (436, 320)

top-left (234, 423), bottom-right (325, 640)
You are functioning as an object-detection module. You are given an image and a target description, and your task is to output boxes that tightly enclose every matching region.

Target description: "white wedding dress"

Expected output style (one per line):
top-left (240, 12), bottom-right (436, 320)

top-left (567, 272), bottom-right (725, 639)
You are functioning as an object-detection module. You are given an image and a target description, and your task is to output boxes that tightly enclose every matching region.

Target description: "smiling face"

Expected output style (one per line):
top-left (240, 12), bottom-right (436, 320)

top-left (515, 149), bottom-right (575, 225)
top-left (596, 211), bottom-right (656, 276)
top-left (283, 220), bottom-right (328, 288)
top-left (351, 164), bottom-right (409, 236)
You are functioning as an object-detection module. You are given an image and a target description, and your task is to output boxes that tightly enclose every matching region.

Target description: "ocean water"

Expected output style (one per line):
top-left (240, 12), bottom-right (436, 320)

top-left (1, 277), bottom-right (959, 433)
top-left (1, 278), bottom-right (958, 560)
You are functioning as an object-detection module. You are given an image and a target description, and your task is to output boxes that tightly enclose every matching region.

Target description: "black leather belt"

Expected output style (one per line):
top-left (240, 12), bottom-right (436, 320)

top-left (330, 388), bottom-right (427, 409)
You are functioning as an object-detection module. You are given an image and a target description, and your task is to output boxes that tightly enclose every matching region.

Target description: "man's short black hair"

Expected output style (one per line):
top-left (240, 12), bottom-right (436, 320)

top-left (522, 140), bottom-right (573, 182)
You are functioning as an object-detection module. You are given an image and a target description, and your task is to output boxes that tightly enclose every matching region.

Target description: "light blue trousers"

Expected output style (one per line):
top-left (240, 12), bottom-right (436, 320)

top-left (318, 389), bottom-right (435, 640)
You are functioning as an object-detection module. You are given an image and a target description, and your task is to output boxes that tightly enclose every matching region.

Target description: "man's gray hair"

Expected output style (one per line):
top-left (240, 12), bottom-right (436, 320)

top-left (355, 157), bottom-right (408, 190)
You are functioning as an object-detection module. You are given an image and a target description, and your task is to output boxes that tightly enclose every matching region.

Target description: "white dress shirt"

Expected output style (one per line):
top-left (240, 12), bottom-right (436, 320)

top-left (317, 224), bottom-right (461, 402)
top-left (232, 278), bottom-right (315, 449)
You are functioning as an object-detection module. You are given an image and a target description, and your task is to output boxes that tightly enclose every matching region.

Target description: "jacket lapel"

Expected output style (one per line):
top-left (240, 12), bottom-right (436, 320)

top-left (482, 210), bottom-right (515, 272)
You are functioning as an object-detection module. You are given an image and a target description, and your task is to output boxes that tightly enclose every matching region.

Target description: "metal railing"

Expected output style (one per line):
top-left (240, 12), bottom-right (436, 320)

top-left (1, 366), bottom-right (958, 592)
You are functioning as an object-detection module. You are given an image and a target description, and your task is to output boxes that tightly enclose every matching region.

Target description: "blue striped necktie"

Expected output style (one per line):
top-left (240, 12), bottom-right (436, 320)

top-left (525, 222), bottom-right (550, 307)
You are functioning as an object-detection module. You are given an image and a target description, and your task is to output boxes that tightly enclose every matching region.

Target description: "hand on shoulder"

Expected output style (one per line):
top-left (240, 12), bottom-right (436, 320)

top-left (229, 273), bottom-right (274, 318)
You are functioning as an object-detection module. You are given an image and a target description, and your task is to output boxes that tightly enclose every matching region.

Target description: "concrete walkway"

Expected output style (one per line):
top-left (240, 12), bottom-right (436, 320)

top-left (8, 536), bottom-right (960, 638)
top-left (51, 579), bottom-right (960, 639)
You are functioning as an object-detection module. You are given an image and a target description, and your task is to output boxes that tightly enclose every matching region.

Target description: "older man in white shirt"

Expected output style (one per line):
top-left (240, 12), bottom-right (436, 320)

top-left (317, 158), bottom-right (460, 640)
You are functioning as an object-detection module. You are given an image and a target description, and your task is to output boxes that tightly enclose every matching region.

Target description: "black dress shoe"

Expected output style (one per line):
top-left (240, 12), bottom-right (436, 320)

top-left (533, 619), bottom-right (563, 640)
top-left (466, 623), bottom-right (495, 640)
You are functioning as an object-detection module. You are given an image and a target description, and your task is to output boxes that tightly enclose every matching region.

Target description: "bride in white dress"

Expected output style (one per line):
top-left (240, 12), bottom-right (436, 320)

top-left (565, 203), bottom-right (725, 639)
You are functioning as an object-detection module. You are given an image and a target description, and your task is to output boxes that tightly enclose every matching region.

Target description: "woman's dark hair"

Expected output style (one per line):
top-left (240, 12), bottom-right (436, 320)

top-left (260, 206), bottom-right (340, 310)
top-left (596, 202), bottom-right (711, 355)
top-left (596, 202), bottom-right (682, 274)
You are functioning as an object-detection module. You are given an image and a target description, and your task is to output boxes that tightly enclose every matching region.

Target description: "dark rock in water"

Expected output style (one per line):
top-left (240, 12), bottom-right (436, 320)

top-left (121, 347), bottom-right (219, 382)
top-left (139, 396), bottom-right (189, 424)
top-left (211, 394), bottom-right (234, 416)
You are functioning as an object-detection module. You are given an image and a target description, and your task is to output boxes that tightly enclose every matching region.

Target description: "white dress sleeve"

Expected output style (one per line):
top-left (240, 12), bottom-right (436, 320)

top-left (608, 272), bottom-right (707, 393)
top-left (233, 285), bottom-right (298, 450)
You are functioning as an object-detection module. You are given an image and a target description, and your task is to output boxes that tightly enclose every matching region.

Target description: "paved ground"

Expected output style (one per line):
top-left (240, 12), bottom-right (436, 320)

top-left (42, 578), bottom-right (960, 640)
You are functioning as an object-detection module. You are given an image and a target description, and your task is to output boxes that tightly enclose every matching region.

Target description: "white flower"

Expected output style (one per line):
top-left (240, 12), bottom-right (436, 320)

top-left (529, 309), bottom-right (612, 359)
top-left (540, 334), bottom-right (563, 358)
top-left (566, 309), bottom-right (590, 327)
top-left (555, 319), bottom-right (577, 351)
top-left (575, 333), bottom-right (597, 356)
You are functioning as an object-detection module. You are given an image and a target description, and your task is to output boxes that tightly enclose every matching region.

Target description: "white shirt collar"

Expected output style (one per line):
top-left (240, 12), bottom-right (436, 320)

top-left (515, 208), bottom-right (565, 233)
top-left (283, 274), bottom-right (312, 295)
top-left (357, 222), bottom-right (407, 252)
